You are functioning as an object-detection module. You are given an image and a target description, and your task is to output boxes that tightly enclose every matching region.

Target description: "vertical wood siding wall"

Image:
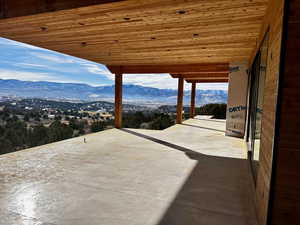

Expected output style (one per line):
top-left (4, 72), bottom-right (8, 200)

top-left (253, 1), bottom-right (284, 224)
top-left (268, 0), bottom-right (300, 224)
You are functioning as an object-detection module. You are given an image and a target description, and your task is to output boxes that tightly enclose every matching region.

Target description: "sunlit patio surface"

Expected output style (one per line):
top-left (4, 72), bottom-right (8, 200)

top-left (0, 116), bottom-right (257, 225)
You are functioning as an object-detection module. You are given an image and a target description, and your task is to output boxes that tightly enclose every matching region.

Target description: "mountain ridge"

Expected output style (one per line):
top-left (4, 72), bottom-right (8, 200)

top-left (0, 79), bottom-right (227, 105)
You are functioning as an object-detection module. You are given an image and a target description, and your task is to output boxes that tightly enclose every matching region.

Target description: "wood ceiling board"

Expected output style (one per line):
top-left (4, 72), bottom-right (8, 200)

top-left (0, 0), bottom-right (269, 66)
top-left (107, 63), bottom-right (229, 74)
top-left (0, 13), bottom-right (263, 36)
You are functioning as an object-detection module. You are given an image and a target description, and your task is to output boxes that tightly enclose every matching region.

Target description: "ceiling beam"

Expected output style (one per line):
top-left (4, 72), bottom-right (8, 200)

top-left (107, 63), bottom-right (229, 74)
top-left (170, 72), bottom-right (229, 79)
top-left (186, 77), bottom-right (228, 80)
top-left (185, 78), bottom-right (229, 83)
top-left (0, 0), bottom-right (123, 19)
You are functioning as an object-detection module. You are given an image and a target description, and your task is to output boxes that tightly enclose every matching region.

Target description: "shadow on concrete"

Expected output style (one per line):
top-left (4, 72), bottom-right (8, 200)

top-left (121, 128), bottom-right (197, 158)
top-left (181, 123), bottom-right (226, 133)
top-left (121, 128), bottom-right (257, 225)
top-left (156, 156), bottom-right (256, 225)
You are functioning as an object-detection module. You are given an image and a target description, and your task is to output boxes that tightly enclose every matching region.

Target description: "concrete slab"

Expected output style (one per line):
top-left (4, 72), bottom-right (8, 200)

top-left (0, 118), bottom-right (257, 225)
top-left (129, 116), bottom-right (247, 159)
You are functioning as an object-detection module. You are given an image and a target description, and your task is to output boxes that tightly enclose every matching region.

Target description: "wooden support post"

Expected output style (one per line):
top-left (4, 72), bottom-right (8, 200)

top-left (190, 82), bottom-right (196, 118)
top-left (176, 77), bottom-right (184, 124)
top-left (114, 73), bottom-right (123, 128)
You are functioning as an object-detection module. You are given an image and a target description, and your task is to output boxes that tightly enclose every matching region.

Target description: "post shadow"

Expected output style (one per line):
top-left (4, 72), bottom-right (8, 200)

top-left (181, 123), bottom-right (225, 133)
top-left (120, 128), bottom-right (257, 225)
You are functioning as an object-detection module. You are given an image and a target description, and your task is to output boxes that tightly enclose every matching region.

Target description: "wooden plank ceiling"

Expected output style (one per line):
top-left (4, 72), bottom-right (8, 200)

top-left (0, 0), bottom-right (269, 67)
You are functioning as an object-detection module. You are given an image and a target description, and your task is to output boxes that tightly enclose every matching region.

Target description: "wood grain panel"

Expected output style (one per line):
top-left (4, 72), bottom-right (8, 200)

top-left (114, 73), bottom-right (123, 128)
top-left (190, 82), bottom-right (196, 118)
top-left (0, 0), bottom-right (268, 65)
top-left (176, 77), bottom-right (184, 124)
top-left (253, 1), bottom-right (285, 225)
top-left (268, 0), bottom-right (300, 224)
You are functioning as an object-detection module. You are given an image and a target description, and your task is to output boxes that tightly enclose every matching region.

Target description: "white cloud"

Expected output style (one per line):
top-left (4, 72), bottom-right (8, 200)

top-left (30, 52), bottom-right (77, 64)
top-left (0, 68), bottom-right (228, 90)
top-left (81, 63), bottom-right (113, 77)
top-left (0, 69), bottom-right (54, 81)
top-left (15, 63), bottom-right (49, 68)
top-left (196, 83), bottom-right (228, 90)
top-left (27, 52), bottom-right (114, 78)
top-left (123, 74), bottom-right (228, 90)
top-left (0, 69), bottom-right (102, 86)
top-left (15, 61), bottom-right (80, 74)
top-left (123, 74), bottom-right (174, 89)
top-left (0, 38), bottom-right (228, 90)
top-left (89, 94), bottom-right (100, 98)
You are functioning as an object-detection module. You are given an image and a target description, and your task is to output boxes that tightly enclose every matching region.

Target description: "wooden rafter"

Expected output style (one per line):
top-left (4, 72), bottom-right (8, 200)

top-left (185, 78), bottom-right (228, 83)
top-left (190, 82), bottom-right (196, 118)
top-left (114, 73), bottom-right (123, 128)
top-left (107, 63), bottom-right (229, 74)
top-left (186, 77), bottom-right (228, 80)
top-left (176, 77), bottom-right (184, 124)
top-left (170, 72), bottom-right (229, 79)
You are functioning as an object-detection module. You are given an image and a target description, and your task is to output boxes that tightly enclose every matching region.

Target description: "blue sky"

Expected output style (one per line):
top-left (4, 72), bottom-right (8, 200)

top-left (0, 38), bottom-right (228, 90)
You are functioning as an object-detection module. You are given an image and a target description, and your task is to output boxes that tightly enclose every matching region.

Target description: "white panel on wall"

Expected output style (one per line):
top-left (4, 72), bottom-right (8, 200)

top-left (226, 63), bottom-right (249, 138)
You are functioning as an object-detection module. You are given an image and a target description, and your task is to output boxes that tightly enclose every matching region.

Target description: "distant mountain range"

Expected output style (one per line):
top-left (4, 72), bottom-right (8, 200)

top-left (0, 79), bottom-right (227, 105)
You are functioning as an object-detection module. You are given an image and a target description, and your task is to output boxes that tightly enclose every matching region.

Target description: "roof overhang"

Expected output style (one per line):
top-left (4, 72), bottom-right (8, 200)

top-left (0, 0), bottom-right (124, 19)
top-left (0, 0), bottom-right (269, 66)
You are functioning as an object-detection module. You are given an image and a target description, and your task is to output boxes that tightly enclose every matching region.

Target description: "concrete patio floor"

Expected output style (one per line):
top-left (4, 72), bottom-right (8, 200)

top-left (0, 117), bottom-right (257, 225)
